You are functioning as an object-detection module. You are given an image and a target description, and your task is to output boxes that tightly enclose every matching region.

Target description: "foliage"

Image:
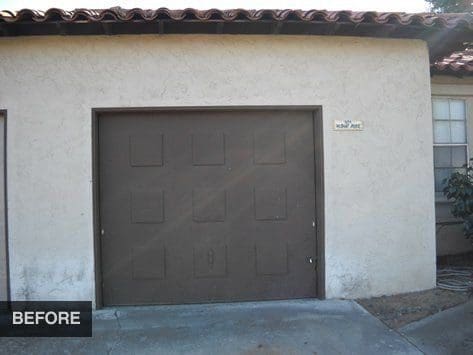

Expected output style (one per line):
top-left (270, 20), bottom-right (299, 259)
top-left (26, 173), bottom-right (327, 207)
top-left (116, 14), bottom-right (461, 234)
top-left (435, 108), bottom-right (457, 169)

top-left (443, 160), bottom-right (473, 240)
top-left (427, 0), bottom-right (473, 13)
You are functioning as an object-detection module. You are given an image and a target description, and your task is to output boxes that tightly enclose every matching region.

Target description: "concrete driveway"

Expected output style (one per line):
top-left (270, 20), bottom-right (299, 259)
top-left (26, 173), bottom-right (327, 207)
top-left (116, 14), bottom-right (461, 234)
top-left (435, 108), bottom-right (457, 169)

top-left (400, 300), bottom-right (473, 354)
top-left (0, 299), bottom-right (421, 354)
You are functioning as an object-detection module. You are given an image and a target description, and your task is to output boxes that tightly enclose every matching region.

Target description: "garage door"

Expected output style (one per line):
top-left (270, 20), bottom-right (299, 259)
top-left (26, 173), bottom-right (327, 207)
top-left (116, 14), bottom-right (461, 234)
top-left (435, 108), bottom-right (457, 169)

top-left (98, 110), bottom-right (317, 305)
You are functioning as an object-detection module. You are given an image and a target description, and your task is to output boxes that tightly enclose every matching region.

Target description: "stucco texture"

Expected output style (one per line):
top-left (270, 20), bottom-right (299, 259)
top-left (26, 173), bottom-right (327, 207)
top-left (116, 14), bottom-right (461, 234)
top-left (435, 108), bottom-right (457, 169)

top-left (0, 35), bottom-right (436, 303)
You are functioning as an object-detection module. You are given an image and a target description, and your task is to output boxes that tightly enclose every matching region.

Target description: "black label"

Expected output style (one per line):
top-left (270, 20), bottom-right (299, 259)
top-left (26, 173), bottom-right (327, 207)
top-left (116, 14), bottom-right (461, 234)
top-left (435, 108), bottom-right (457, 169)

top-left (0, 301), bottom-right (92, 337)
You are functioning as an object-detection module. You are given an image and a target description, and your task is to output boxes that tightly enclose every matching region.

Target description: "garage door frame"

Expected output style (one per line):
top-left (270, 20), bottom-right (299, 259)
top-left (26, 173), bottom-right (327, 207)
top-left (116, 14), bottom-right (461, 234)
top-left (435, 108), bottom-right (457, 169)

top-left (92, 106), bottom-right (325, 308)
top-left (0, 109), bottom-right (9, 308)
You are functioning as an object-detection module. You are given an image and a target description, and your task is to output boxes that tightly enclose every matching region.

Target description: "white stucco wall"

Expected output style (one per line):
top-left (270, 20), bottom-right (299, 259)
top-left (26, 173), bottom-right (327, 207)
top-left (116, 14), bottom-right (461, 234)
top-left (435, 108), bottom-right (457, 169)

top-left (431, 75), bottom-right (473, 256)
top-left (0, 35), bottom-right (436, 303)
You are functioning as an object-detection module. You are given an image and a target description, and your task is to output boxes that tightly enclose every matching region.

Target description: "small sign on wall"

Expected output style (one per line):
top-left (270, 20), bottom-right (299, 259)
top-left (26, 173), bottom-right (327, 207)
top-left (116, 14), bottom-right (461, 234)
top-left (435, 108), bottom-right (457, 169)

top-left (334, 120), bottom-right (364, 131)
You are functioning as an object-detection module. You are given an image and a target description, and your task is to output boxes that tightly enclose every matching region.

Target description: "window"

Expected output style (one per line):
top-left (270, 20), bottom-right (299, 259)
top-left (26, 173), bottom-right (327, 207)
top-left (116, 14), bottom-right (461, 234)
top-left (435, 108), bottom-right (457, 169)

top-left (433, 98), bottom-right (468, 199)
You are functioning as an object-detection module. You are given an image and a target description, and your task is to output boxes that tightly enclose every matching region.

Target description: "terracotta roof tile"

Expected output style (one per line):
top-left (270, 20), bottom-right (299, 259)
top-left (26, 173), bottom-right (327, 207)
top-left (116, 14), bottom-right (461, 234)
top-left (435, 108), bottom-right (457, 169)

top-left (432, 49), bottom-right (473, 75)
top-left (0, 7), bottom-right (471, 63)
top-left (0, 7), bottom-right (471, 28)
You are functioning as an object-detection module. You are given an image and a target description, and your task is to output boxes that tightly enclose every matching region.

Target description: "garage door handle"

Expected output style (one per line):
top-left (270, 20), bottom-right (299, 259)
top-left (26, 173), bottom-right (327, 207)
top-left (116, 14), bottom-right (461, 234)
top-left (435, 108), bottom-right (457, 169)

top-left (307, 256), bottom-right (317, 269)
top-left (101, 229), bottom-right (105, 236)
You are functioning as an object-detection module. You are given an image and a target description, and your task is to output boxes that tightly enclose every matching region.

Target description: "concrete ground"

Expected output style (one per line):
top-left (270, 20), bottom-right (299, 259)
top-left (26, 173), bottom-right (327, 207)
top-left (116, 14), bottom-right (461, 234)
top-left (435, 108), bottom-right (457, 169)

top-left (400, 300), bottom-right (473, 355)
top-left (0, 299), bottom-right (421, 354)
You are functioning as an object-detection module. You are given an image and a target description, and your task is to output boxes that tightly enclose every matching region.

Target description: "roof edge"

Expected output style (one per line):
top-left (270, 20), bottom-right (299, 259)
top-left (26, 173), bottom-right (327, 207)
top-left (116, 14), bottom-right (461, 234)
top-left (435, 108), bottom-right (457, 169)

top-left (0, 7), bottom-right (471, 63)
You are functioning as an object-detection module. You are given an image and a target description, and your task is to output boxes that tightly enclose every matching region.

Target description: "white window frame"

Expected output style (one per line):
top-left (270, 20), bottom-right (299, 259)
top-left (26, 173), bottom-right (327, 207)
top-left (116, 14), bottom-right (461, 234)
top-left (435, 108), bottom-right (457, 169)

top-left (432, 97), bottom-right (469, 202)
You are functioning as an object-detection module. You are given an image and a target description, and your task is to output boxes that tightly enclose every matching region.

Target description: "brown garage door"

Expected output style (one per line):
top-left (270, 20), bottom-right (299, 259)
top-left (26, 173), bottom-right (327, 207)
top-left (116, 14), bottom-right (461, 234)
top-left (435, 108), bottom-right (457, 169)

top-left (98, 110), bottom-right (317, 305)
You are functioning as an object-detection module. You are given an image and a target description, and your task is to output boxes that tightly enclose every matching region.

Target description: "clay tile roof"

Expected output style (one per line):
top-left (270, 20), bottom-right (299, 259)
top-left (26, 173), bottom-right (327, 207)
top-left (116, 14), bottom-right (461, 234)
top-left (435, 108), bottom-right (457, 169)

top-left (432, 49), bottom-right (473, 75)
top-left (0, 7), bottom-right (471, 28)
top-left (0, 7), bottom-right (472, 62)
